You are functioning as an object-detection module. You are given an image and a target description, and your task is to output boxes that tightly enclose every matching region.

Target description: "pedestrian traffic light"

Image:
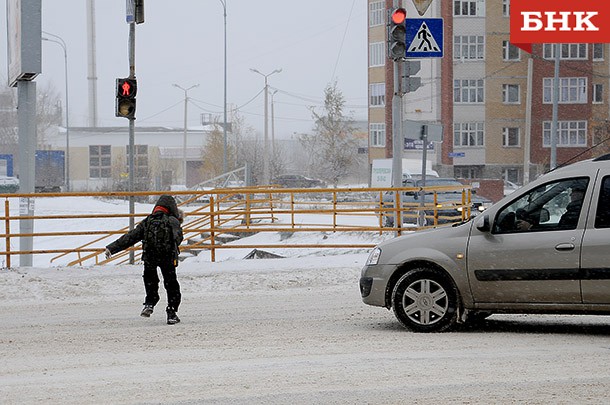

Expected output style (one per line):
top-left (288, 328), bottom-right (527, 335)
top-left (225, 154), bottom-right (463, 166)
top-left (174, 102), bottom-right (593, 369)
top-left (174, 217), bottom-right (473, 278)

top-left (388, 8), bottom-right (407, 60)
top-left (115, 78), bottom-right (137, 119)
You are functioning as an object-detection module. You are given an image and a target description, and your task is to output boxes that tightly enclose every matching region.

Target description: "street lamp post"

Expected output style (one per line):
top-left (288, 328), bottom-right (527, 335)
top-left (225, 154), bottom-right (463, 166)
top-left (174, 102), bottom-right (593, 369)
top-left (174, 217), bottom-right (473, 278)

top-left (249, 68), bottom-right (281, 185)
top-left (270, 89), bottom-right (278, 157)
top-left (173, 83), bottom-right (199, 186)
top-left (218, 0), bottom-right (228, 175)
top-left (42, 32), bottom-right (70, 191)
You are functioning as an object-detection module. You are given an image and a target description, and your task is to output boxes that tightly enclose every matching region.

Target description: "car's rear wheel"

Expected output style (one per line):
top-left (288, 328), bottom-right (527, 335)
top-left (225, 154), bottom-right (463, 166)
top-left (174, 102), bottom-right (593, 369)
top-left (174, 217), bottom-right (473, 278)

top-left (391, 268), bottom-right (459, 332)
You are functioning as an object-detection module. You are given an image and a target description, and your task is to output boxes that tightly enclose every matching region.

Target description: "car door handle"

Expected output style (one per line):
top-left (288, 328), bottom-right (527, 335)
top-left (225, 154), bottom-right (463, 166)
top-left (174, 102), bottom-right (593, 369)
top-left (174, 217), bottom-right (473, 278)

top-left (555, 243), bottom-right (575, 251)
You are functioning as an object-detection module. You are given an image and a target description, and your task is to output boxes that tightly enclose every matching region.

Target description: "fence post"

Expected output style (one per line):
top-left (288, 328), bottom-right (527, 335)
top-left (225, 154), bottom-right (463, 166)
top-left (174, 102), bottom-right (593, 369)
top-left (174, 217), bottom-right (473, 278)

top-left (269, 192), bottom-right (275, 223)
top-left (244, 193), bottom-right (251, 228)
top-left (209, 196), bottom-right (216, 262)
top-left (4, 199), bottom-right (10, 268)
top-left (333, 191), bottom-right (337, 231)
top-left (290, 193), bottom-right (295, 229)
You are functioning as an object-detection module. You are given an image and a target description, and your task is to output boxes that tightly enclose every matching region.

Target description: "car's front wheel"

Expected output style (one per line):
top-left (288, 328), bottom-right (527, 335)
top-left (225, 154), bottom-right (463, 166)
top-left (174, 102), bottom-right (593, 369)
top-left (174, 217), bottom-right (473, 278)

top-left (391, 268), bottom-right (459, 332)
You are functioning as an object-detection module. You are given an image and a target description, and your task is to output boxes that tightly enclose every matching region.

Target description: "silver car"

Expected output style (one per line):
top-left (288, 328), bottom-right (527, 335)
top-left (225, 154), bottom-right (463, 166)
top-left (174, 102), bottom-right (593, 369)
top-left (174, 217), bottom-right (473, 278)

top-left (360, 155), bottom-right (610, 332)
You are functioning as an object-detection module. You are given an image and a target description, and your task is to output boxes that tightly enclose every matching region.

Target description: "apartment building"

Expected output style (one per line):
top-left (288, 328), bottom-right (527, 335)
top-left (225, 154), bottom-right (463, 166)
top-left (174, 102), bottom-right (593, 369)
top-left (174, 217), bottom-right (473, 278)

top-left (368, 0), bottom-right (610, 185)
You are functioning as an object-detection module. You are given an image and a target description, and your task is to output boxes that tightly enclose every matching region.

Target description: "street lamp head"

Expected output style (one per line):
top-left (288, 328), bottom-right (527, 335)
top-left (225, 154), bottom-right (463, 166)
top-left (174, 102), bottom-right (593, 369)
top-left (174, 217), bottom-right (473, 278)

top-left (250, 68), bottom-right (282, 78)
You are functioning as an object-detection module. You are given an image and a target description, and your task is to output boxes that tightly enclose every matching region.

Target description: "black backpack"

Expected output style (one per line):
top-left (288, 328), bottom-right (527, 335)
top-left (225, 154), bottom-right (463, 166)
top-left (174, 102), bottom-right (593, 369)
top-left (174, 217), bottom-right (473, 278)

top-left (143, 213), bottom-right (175, 261)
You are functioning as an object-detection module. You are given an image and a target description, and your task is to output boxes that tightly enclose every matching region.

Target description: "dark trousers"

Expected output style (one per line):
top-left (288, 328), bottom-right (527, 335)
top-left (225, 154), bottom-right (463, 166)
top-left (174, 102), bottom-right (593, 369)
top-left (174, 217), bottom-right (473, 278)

top-left (142, 259), bottom-right (181, 311)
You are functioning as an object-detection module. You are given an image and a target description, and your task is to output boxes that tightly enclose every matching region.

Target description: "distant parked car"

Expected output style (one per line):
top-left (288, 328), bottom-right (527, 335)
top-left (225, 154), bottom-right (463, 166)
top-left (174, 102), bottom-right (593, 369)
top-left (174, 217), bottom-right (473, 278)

top-left (0, 176), bottom-right (19, 193)
top-left (272, 174), bottom-right (326, 188)
top-left (504, 180), bottom-right (520, 197)
top-left (382, 178), bottom-right (492, 226)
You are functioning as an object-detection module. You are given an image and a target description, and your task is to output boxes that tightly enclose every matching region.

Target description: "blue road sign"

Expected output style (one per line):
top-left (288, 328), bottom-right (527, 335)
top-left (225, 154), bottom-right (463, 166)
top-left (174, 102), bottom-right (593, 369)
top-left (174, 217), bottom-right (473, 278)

top-left (448, 152), bottom-right (465, 158)
top-left (405, 18), bottom-right (443, 58)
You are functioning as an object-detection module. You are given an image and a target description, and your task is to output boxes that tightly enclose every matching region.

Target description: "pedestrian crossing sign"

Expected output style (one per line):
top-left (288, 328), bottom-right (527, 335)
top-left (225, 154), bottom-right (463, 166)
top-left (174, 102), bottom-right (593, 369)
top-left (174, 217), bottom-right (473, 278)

top-left (405, 18), bottom-right (443, 58)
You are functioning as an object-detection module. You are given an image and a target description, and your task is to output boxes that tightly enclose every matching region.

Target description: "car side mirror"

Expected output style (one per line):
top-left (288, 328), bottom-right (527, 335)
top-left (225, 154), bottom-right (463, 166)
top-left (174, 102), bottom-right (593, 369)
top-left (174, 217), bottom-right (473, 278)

top-left (476, 214), bottom-right (490, 232)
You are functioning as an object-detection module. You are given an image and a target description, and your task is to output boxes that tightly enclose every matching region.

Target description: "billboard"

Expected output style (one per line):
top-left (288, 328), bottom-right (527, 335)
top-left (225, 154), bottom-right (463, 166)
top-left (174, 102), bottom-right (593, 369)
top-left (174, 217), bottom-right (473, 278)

top-left (6, 0), bottom-right (41, 87)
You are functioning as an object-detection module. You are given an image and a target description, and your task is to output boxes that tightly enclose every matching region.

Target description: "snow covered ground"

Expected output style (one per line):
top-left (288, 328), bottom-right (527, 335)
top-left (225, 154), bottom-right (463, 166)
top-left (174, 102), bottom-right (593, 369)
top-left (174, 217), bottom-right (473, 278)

top-left (2, 197), bottom-right (610, 403)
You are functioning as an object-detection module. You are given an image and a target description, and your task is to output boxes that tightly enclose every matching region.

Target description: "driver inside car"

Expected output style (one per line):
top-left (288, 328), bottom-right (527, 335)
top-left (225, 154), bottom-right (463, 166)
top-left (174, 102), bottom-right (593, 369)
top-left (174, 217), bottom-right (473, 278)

top-left (515, 184), bottom-right (586, 231)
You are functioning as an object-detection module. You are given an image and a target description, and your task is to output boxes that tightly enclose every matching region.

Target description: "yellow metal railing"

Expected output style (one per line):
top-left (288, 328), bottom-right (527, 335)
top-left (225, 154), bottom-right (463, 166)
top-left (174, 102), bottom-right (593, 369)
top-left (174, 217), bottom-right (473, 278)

top-left (0, 185), bottom-right (474, 267)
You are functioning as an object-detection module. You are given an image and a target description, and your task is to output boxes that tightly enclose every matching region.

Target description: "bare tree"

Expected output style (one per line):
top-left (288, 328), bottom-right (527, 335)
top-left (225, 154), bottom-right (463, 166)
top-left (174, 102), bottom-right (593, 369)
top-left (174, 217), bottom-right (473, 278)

top-left (222, 110), bottom-right (287, 185)
top-left (299, 81), bottom-right (358, 187)
top-left (0, 81), bottom-right (62, 150)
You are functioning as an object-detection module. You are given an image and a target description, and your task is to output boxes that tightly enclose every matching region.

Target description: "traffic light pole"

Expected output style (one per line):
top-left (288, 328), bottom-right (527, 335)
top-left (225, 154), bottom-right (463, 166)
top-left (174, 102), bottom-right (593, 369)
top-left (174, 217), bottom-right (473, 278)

top-left (392, 59), bottom-right (403, 233)
top-left (390, 1), bottom-right (404, 234)
top-left (128, 21), bottom-right (136, 264)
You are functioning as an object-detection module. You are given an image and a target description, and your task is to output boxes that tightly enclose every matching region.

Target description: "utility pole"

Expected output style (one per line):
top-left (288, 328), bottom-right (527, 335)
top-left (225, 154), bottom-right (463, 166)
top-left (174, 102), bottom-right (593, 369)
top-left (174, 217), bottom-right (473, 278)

top-left (42, 32), bottom-right (71, 192)
top-left (250, 68), bottom-right (282, 184)
top-left (524, 55), bottom-right (533, 185)
top-left (86, 0), bottom-right (99, 127)
top-left (218, 0), bottom-right (228, 175)
top-left (271, 89), bottom-right (278, 156)
top-left (550, 43), bottom-right (560, 170)
top-left (9, 0), bottom-right (42, 266)
top-left (173, 84), bottom-right (199, 186)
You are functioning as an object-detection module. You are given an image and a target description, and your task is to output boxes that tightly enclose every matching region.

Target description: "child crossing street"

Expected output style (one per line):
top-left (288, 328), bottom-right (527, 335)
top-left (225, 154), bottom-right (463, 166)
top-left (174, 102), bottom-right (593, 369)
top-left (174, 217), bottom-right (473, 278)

top-left (105, 195), bottom-right (184, 325)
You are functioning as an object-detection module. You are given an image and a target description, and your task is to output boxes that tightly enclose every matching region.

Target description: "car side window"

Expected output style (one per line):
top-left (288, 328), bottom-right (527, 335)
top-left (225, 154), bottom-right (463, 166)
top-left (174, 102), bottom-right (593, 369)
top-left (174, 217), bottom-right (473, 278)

top-left (594, 176), bottom-right (610, 228)
top-left (493, 177), bottom-right (589, 234)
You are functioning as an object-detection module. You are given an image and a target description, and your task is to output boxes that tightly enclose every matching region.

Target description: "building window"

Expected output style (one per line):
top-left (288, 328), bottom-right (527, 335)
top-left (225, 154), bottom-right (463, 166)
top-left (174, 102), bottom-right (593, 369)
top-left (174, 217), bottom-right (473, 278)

top-left (126, 144), bottom-right (149, 178)
top-left (454, 122), bottom-right (484, 147)
top-left (454, 166), bottom-right (481, 179)
top-left (454, 0), bottom-right (485, 17)
top-left (369, 42), bottom-right (385, 67)
top-left (502, 84), bottom-right (520, 104)
top-left (502, 127), bottom-right (520, 147)
top-left (370, 123), bottom-right (386, 147)
top-left (89, 145), bottom-right (111, 178)
top-left (543, 121), bottom-right (587, 147)
top-left (543, 77), bottom-right (587, 104)
top-left (502, 40), bottom-right (520, 61)
top-left (503, 168), bottom-right (521, 184)
top-left (593, 44), bottom-right (604, 61)
top-left (502, 0), bottom-right (510, 17)
top-left (593, 83), bottom-right (603, 104)
top-left (454, 79), bottom-right (484, 103)
top-left (543, 43), bottom-right (587, 60)
top-left (369, 1), bottom-right (385, 27)
top-left (454, 35), bottom-right (484, 60)
top-left (370, 83), bottom-right (385, 107)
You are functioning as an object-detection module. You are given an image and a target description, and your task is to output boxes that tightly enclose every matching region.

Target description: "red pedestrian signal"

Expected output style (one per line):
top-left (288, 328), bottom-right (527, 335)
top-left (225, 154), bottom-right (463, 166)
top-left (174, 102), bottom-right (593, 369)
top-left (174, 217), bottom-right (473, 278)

top-left (115, 78), bottom-right (137, 119)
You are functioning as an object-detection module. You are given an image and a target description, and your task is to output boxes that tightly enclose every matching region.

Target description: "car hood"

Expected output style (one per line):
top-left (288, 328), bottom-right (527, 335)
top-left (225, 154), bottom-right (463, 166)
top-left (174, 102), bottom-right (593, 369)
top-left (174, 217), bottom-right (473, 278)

top-left (374, 220), bottom-right (474, 266)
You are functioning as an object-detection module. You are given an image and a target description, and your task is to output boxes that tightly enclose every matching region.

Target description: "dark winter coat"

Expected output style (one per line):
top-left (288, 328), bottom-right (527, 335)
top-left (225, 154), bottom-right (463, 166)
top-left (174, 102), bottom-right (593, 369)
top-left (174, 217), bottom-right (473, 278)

top-left (558, 200), bottom-right (583, 229)
top-left (106, 195), bottom-right (183, 263)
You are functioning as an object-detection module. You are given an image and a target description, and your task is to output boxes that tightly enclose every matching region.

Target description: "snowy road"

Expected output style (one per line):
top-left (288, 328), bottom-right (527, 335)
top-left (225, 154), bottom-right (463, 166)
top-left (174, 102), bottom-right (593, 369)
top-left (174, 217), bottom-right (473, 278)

top-left (2, 256), bottom-right (610, 404)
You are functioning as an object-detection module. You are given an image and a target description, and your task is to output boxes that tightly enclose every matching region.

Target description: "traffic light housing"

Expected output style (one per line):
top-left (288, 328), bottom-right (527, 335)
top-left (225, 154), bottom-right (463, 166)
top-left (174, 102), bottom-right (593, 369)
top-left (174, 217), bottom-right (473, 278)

top-left (402, 60), bottom-right (422, 93)
top-left (115, 78), bottom-right (137, 119)
top-left (388, 8), bottom-right (407, 60)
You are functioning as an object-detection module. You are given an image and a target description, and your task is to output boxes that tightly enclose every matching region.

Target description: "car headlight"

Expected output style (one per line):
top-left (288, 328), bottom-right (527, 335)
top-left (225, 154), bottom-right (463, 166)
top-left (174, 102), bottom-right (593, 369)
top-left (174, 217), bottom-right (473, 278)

top-left (366, 247), bottom-right (382, 266)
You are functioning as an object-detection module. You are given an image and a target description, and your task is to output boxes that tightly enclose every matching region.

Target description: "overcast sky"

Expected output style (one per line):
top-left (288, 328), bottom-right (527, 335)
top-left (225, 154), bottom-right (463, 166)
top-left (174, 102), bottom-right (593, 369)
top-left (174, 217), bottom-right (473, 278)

top-left (1, 0), bottom-right (367, 138)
